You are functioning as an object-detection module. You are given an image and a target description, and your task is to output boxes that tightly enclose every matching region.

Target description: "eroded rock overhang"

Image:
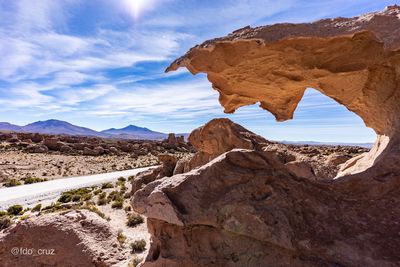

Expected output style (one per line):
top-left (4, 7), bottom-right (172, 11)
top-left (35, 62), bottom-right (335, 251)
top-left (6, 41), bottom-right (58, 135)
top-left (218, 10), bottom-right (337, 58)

top-left (166, 5), bottom-right (400, 177)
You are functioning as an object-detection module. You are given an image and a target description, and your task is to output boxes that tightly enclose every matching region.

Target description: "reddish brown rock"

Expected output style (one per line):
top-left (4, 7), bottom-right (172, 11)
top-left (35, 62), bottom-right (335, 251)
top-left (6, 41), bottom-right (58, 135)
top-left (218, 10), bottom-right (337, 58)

top-left (59, 145), bottom-right (73, 153)
top-left (174, 118), bottom-right (271, 174)
top-left (25, 144), bottom-right (49, 154)
top-left (134, 149), bottom-right (400, 267)
top-left (43, 138), bottom-right (64, 151)
top-left (131, 154), bottom-right (178, 194)
top-left (0, 210), bottom-right (128, 267)
top-left (132, 6), bottom-right (400, 267)
top-left (167, 5), bottom-right (400, 177)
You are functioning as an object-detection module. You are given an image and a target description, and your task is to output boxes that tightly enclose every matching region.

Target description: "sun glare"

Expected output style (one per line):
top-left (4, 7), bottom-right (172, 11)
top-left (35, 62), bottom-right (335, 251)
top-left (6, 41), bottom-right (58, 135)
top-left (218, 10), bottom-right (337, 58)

top-left (123, 0), bottom-right (153, 20)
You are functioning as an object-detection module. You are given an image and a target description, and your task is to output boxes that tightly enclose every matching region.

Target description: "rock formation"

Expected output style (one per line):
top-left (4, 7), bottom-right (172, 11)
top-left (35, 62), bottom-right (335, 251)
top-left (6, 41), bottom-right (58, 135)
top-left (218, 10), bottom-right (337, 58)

top-left (174, 118), bottom-right (272, 174)
top-left (132, 6), bottom-right (400, 267)
top-left (0, 131), bottom-right (194, 156)
top-left (166, 5), bottom-right (400, 177)
top-left (0, 210), bottom-right (128, 266)
top-left (172, 118), bottom-right (355, 180)
top-left (132, 154), bottom-right (178, 194)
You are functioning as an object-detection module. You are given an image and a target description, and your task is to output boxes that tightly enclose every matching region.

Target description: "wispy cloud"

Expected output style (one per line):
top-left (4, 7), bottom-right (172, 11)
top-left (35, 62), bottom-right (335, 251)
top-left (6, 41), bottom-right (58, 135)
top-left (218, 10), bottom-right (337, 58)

top-left (0, 0), bottom-right (390, 142)
top-left (87, 78), bottom-right (221, 117)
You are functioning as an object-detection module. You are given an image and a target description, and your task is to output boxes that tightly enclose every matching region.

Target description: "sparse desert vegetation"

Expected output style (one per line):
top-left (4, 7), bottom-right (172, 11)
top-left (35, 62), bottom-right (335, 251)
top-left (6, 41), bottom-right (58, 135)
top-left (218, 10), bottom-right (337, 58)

top-left (127, 213), bottom-right (144, 227)
top-left (130, 239), bottom-right (147, 253)
top-left (0, 173), bottom-right (150, 266)
top-left (0, 132), bottom-right (193, 187)
top-left (0, 215), bottom-right (12, 230)
top-left (7, 204), bottom-right (23, 216)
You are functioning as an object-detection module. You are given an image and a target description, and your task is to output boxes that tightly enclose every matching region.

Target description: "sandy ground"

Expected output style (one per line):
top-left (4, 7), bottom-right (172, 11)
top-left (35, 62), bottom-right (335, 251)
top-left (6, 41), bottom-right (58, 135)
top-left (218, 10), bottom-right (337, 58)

top-left (0, 151), bottom-right (189, 187)
top-left (3, 176), bottom-right (151, 266)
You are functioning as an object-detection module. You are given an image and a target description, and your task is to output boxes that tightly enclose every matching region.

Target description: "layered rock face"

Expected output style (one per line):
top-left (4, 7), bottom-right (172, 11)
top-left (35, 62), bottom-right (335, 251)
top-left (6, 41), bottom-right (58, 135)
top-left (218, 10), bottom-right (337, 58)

top-left (134, 149), bottom-right (400, 266)
top-left (175, 118), bottom-right (272, 173)
top-left (133, 118), bottom-right (359, 197)
top-left (0, 210), bottom-right (128, 267)
top-left (167, 5), bottom-right (400, 176)
top-left (132, 6), bottom-right (400, 267)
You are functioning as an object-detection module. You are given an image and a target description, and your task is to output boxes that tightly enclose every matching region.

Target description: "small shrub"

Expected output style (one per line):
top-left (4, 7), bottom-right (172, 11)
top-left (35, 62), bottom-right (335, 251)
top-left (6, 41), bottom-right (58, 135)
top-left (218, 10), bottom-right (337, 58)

top-left (130, 239), bottom-right (146, 253)
top-left (101, 182), bottom-right (113, 189)
top-left (20, 214), bottom-right (30, 220)
top-left (124, 192), bottom-right (132, 199)
top-left (7, 205), bottom-right (23, 216)
top-left (71, 194), bottom-right (81, 202)
top-left (128, 256), bottom-right (143, 267)
top-left (117, 230), bottom-right (126, 245)
top-left (126, 213), bottom-right (144, 227)
top-left (128, 175), bottom-right (135, 182)
top-left (80, 204), bottom-right (106, 219)
top-left (108, 191), bottom-right (123, 202)
top-left (24, 177), bottom-right (47, 184)
top-left (32, 204), bottom-right (42, 212)
top-left (93, 189), bottom-right (102, 195)
top-left (97, 198), bottom-right (107, 206)
top-left (99, 192), bottom-right (107, 199)
top-left (82, 193), bottom-right (92, 201)
top-left (118, 177), bottom-right (126, 182)
top-left (120, 185), bottom-right (127, 193)
top-left (124, 206), bottom-right (132, 212)
top-left (58, 188), bottom-right (93, 203)
top-left (4, 179), bottom-right (21, 187)
top-left (111, 200), bottom-right (123, 209)
top-left (42, 203), bottom-right (66, 213)
top-left (58, 194), bottom-right (72, 203)
top-left (0, 210), bottom-right (7, 217)
top-left (0, 216), bottom-right (12, 230)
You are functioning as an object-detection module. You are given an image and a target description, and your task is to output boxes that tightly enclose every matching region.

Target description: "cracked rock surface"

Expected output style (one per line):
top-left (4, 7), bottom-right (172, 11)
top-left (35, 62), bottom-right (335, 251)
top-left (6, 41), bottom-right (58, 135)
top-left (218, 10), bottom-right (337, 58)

top-left (133, 6), bottom-right (400, 267)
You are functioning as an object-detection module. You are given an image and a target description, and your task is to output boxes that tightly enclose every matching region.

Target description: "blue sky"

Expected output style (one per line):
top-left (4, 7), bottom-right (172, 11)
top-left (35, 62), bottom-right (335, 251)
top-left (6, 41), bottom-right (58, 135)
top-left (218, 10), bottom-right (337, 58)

top-left (0, 0), bottom-right (397, 142)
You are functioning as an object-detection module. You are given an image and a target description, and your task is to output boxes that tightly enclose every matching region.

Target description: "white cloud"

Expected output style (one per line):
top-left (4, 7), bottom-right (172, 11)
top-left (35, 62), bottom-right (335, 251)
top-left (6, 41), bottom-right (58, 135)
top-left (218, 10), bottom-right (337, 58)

top-left (93, 79), bottom-right (220, 116)
top-left (0, 0), bottom-right (383, 142)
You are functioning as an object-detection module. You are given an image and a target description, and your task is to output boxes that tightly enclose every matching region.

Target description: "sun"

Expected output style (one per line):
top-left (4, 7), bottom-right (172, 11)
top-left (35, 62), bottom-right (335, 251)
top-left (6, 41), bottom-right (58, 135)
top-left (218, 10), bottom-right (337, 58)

top-left (123, 0), bottom-right (152, 20)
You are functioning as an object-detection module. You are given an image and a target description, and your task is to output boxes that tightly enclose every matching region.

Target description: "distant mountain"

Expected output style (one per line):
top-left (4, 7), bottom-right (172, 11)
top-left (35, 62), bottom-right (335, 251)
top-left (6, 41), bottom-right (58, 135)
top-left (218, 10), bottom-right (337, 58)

top-left (281, 140), bottom-right (373, 148)
top-left (23, 119), bottom-right (103, 137)
top-left (101, 125), bottom-right (167, 140)
top-left (0, 119), bottom-right (185, 140)
top-left (0, 122), bottom-right (22, 132)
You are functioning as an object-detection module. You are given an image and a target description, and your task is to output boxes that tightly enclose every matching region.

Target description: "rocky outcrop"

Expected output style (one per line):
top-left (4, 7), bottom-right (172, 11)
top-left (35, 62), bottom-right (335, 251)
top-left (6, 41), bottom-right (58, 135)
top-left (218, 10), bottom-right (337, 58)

top-left (0, 132), bottom-right (194, 156)
top-left (174, 118), bottom-right (271, 174)
top-left (172, 118), bottom-right (360, 180)
top-left (132, 6), bottom-right (400, 267)
top-left (166, 5), bottom-right (400, 177)
top-left (132, 154), bottom-right (178, 194)
top-left (134, 149), bottom-right (400, 267)
top-left (25, 144), bottom-right (49, 153)
top-left (0, 210), bottom-right (128, 266)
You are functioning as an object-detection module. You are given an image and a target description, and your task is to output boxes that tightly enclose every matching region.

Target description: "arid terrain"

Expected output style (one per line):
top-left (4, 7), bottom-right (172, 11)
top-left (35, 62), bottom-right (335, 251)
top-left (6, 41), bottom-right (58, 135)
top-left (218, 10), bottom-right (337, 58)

top-left (0, 119), bottom-right (370, 266)
top-left (0, 132), bottom-right (193, 187)
top-left (1, 5), bottom-right (399, 267)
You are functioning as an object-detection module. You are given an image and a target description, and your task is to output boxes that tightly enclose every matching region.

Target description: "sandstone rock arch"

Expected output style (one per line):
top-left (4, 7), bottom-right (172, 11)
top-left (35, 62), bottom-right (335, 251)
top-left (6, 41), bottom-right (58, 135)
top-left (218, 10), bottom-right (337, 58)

top-left (132, 6), bottom-right (400, 267)
top-left (166, 6), bottom-right (400, 177)
top-left (272, 87), bottom-right (375, 145)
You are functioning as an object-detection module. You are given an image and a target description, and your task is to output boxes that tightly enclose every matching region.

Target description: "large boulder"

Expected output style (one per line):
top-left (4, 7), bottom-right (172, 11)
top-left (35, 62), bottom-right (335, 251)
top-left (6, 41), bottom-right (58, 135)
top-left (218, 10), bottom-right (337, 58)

top-left (133, 149), bottom-right (400, 267)
top-left (174, 118), bottom-right (271, 174)
top-left (0, 210), bottom-right (128, 266)
top-left (43, 138), bottom-right (64, 151)
top-left (25, 144), bottom-right (49, 153)
top-left (132, 6), bottom-right (400, 267)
